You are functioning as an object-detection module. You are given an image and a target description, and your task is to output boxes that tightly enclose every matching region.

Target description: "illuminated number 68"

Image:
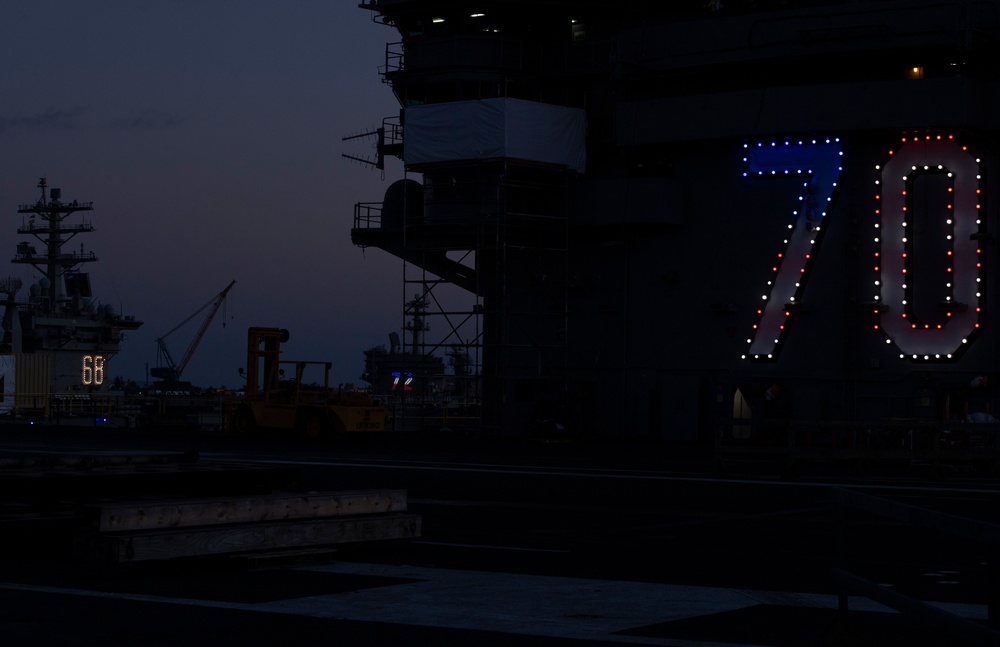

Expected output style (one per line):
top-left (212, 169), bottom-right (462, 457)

top-left (82, 355), bottom-right (105, 386)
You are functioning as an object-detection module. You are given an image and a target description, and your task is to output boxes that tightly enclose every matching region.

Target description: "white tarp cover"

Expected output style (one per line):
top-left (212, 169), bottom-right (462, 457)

top-left (404, 98), bottom-right (586, 172)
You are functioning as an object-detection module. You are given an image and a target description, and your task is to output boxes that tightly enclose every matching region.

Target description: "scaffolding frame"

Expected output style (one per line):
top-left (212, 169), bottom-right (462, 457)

top-left (380, 159), bottom-right (571, 434)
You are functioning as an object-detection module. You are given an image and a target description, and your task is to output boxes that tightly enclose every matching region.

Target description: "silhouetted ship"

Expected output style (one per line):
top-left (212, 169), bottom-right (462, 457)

top-left (361, 293), bottom-right (479, 431)
top-left (350, 0), bottom-right (1000, 441)
top-left (1, 179), bottom-right (142, 412)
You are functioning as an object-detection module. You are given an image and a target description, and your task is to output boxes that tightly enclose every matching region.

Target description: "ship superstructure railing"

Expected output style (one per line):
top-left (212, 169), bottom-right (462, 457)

top-left (18, 201), bottom-right (93, 212)
top-left (382, 42), bottom-right (404, 78)
top-left (382, 114), bottom-right (403, 149)
top-left (353, 202), bottom-right (382, 232)
top-left (14, 250), bottom-right (97, 264)
top-left (716, 417), bottom-right (1000, 477)
top-left (17, 221), bottom-right (94, 235)
top-left (3, 391), bottom-right (227, 430)
top-left (380, 36), bottom-right (531, 82)
top-left (377, 394), bottom-right (482, 434)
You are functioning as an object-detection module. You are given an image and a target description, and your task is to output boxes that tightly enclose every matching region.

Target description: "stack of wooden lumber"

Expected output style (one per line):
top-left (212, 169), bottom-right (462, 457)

top-left (75, 489), bottom-right (421, 563)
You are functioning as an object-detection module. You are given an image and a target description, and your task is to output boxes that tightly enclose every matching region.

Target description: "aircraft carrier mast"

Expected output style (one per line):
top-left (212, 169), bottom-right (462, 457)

top-left (14, 177), bottom-right (98, 313)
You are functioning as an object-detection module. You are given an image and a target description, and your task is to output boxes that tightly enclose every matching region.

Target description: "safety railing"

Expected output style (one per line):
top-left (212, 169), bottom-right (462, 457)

top-left (353, 202), bottom-right (382, 230)
top-left (832, 487), bottom-right (1000, 645)
top-left (716, 417), bottom-right (1000, 477)
top-left (3, 391), bottom-right (229, 430)
top-left (381, 397), bottom-right (482, 434)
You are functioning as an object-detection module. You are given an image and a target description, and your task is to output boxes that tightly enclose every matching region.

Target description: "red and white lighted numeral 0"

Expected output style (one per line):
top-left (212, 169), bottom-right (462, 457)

top-left (874, 135), bottom-right (984, 360)
top-left (743, 138), bottom-right (843, 359)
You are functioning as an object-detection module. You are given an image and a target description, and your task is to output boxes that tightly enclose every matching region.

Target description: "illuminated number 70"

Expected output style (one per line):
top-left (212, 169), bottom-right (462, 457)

top-left (742, 138), bottom-right (843, 359)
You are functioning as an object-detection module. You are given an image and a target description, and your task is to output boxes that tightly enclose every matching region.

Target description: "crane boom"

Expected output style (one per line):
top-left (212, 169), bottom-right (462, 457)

top-left (151, 279), bottom-right (236, 381)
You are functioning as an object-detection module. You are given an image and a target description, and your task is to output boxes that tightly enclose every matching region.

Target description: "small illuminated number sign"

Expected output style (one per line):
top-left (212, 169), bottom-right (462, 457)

top-left (82, 355), bottom-right (105, 385)
top-left (874, 134), bottom-right (984, 359)
top-left (391, 371), bottom-right (413, 391)
top-left (743, 138), bottom-right (843, 359)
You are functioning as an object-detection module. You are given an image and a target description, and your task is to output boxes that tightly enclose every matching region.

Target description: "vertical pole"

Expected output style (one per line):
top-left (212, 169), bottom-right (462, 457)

top-left (836, 497), bottom-right (850, 615)
top-left (989, 544), bottom-right (1000, 629)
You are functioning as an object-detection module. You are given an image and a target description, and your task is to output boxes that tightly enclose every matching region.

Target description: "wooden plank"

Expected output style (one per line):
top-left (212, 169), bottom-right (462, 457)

top-left (84, 489), bottom-right (409, 532)
top-left (81, 513), bottom-right (422, 562)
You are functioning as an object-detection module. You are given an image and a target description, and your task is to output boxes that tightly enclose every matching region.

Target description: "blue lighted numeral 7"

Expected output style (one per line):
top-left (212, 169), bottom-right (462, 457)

top-left (743, 138), bottom-right (843, 359)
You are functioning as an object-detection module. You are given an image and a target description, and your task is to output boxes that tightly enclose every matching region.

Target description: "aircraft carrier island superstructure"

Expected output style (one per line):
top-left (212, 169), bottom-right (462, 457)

top-left (350, 0), bottom-right (1000, 440)
top-left (2, 179), bottom-right (142, 409)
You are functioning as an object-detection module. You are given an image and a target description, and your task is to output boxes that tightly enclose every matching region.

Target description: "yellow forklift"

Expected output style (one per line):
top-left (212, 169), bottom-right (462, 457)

top-left (229, 327), bottom-right (386, 438)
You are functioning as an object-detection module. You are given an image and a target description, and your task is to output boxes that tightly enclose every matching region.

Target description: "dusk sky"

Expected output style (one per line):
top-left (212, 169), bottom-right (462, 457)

top-left (2, 1), bottom-right (410, 388)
